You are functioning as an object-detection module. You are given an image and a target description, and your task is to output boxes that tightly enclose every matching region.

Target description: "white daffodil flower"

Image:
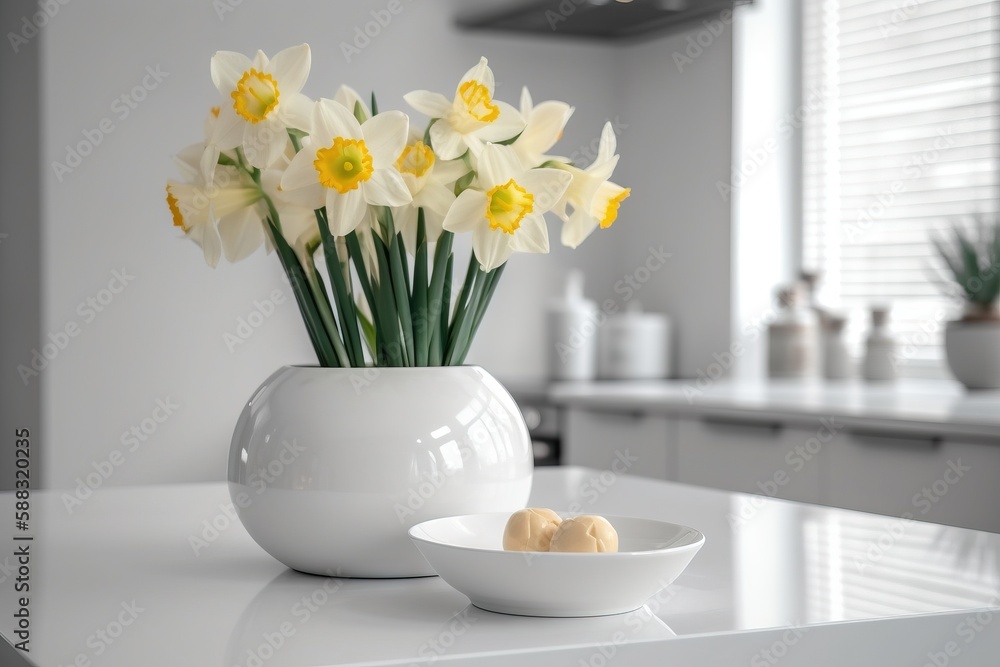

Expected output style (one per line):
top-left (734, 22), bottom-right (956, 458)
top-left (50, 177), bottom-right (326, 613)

top-left (334, 84), bottom-right (372, 122)
top-left (280, 99), bottom-right (412, 236)
top-left (404, 57), bottom-right (525, 160)
top-left (166, 144), bottom-right (263, 268)
top-left (442, 143), bottom-right (571, 272)
top-left (510, 87), bottom-right (574, 169)
top-left (392, 137), bottom-right (469, 255)
top-left (553, 121), bottom-right (631, 249)
top-left (207, 43), bottom-right (313, 174)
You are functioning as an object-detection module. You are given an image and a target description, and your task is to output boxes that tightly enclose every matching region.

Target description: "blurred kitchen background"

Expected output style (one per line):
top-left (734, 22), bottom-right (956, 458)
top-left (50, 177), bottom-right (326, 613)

top-left (2, 0), bottom-right (999, 532)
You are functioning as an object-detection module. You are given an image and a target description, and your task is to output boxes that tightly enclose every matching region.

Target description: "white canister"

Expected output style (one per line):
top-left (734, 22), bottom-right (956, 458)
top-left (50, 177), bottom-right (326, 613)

top-left (863, 306), bottom-right (897, 382)
top-left (598, 306), bottom-right (672, 380)
top-left (547, 271), bottom-right (598, 381)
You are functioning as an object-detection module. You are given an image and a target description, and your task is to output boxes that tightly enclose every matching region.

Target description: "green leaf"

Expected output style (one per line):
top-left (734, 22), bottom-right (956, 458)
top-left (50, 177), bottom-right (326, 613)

top-left (317, 209), bottom-right (365, 367)
top-left (426, 232), bottom-right (454, 366)
top-left (352, 100), bottom-right (368, 125)
top-left (357, 305), bottom-right (377, 357)
top-left (266, 218), bottom-right (339, 366)
top-left (454, 170), bottom-right (475, 197)
top-left (389, 231), bottom-right (415, 366)
top-left (370, 92), bottom-right (379, 116)
top-left (412, 211), bottom-right (429, 367)
top-left (423, 119), bottom-right (437, 148)
top-left (373, 234), bottom-right (404, 366)
top-left (495, 129), bottom-right (524, 146)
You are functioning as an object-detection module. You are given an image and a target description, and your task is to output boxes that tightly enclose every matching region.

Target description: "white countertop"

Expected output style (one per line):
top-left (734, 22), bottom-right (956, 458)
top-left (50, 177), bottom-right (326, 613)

top-left (3, 467), bottom-right (1000, 666)
top-left (551, 379), bottom-right (1000, 439)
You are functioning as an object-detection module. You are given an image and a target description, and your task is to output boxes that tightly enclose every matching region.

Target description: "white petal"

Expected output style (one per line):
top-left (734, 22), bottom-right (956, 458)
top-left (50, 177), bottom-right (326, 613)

top-left (363, 169), bottom-right (412, 207)
top-left (472, 226), bottom-right (514, 273)
top-left (267, 43), bottom-right (310, 95)
top-left (561, 210), bottom-right (599, 249)
top-left (509, 213), bottom-right (549, 254)
top-left (326, 189), bottom-right (368, 236)
top-left (459, 57), bottom-right (494, 96)
top-left (313, 99), bottom-right (362, 144)
top-left (335, 85), bottom-right (371, 120)
top-left (196, 144), bottom-right (218, 183)
top-left (280, 92), bottom-right (314, 133)
top-left (597, 121), bottom-right (617, 164)
top-left (403, 90), bottom-right (453, 119)
top-left (219, 207), bottom-right (265, 262)
top-left (211, 103), bottom-right (244, 150)
top-left (475, 102), bottom-right (525, 143)
top-left (362, 111), bottom-right (408, 167)
top-left (415, 181), bottom-right (455, 216)
top-left (243, 117), bottom-right (287, 169)
top-left (211, 51), bottom-right (252, 94)
top-left (395, 205), bottom-right (419, 256)
top-left (433, 158), bottom-right (471, 185)
top-left (252, 50), bottom-right (268, 70)
top-left (520, 86), bottom-right (533, 118)
top-left (429, 122), bottom-right (466, 160)
top-left (281, 150), bottom-right (320, 190)
top-left (281, 206), bottom-right (320, 247)
top-left (517, 101), bottom-right (574, 161)
top-left (442, 189), bottom-right (488, 234)
top-left (478, 143), bottom-right (523, 189)
top-left (189, 220), bottom-right (223, 268)
top-left (519, 168), bottom-right (572, 212)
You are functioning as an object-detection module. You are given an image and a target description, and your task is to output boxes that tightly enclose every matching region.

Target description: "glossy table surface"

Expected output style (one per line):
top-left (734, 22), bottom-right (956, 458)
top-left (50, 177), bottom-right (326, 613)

top-left (2, 467), bottom-right (999, 666)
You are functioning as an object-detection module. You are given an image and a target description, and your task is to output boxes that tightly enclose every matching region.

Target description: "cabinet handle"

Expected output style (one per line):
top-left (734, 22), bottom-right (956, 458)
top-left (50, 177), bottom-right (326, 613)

top-left (701, 416), bottom-right (784, 434)
top-left (849, 429), bottom-right (941, 449)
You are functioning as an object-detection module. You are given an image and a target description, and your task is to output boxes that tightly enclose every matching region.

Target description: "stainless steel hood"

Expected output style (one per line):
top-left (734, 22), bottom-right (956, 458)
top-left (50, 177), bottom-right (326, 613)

top-left (456, 0), bottom-right (752, 41)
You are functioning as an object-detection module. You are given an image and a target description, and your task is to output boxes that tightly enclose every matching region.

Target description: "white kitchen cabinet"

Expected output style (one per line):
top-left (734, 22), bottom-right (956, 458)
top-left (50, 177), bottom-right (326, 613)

top-left (563, 408), bottom-right (674, 480)
top-left (675, 416), bottom-right (829, 504)
top-left (825, 430), bottom-right (1000, 533)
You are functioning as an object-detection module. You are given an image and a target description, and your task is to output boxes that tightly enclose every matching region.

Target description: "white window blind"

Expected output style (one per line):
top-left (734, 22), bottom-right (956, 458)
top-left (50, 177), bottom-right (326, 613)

top-left (802, 0), bottom-right (1000, 366)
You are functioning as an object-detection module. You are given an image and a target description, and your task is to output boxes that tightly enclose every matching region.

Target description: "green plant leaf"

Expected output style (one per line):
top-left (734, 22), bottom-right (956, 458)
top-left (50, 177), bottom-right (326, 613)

top-left (412, 211), bottom-right (429, 367)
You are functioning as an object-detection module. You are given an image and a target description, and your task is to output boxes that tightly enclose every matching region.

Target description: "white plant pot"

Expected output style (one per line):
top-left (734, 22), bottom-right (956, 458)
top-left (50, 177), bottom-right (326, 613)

top-left (944, 321), bottom-right (1000, 390)
top-left (228, 365), bottom-right (533, 578)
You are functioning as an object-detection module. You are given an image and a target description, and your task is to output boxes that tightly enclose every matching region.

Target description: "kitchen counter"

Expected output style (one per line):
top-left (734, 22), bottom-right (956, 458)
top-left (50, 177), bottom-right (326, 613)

top-left (551, 379), bottom-right (1000, 440)
top-left (3, 467), bottom-right (999, 666)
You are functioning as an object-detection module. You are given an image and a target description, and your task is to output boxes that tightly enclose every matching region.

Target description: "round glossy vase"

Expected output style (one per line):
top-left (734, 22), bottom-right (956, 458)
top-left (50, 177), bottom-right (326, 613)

top-left (228, 365), bottom-right (533, 578)
top-left (944, 321), bottom-right (1000, 390)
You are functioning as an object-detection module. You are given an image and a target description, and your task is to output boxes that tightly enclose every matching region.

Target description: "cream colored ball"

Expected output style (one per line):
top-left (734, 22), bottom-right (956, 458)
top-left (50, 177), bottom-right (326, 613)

top-left (549, 515), bottom-right (619, 553)
top-left (503, 508), bottom-right (563, 552)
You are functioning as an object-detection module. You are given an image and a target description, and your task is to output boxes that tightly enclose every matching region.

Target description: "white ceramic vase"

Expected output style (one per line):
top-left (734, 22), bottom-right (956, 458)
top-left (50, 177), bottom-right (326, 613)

top-left (228, 365), bottom-right (533, 578)
top-left (944, 321), bottom-right (1000, 390)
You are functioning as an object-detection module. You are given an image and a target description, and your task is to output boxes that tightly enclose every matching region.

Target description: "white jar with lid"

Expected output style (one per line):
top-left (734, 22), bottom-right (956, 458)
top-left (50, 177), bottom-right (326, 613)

top-left (598, 302), bottom-right (671, 380)
top-left (863, 306), bottom-right (897, 382)
top-left (547, 271), bottom-right (598, 381)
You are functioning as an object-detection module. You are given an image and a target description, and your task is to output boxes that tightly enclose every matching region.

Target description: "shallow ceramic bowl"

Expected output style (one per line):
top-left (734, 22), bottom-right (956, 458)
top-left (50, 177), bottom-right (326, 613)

top-left (408, 513), bottom-right (704, 617)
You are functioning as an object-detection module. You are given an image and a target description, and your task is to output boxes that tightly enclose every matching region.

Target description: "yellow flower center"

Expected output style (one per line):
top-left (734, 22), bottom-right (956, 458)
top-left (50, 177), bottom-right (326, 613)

top-left (166, 185), bottom-right (187, 232)
top-left (459, 80), bottom-right (500, 123)
top-left (395, 141), bottom-right (435, 178)
top-left (600, 188), bottom-right (630, 229)
top-left (314, 137), bottom-right (374, 194)
top-left (486, 179), bottom-right (533, 234)
top-left (231, 68), bottom-right (279, 124)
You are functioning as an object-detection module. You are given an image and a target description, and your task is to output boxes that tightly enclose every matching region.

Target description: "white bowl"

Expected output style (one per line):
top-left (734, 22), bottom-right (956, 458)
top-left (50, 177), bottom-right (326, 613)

top-left (408, 513), bottom-right (705, 617)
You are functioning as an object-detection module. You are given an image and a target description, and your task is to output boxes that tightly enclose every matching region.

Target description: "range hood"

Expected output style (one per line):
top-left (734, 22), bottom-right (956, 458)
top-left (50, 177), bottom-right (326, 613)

top-left (457, 0), bottom-right (752, 41)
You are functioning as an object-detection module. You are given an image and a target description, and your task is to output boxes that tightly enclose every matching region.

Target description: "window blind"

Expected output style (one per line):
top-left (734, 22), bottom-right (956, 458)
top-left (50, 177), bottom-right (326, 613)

top-left (801, 0), bottom-right (1000, 366)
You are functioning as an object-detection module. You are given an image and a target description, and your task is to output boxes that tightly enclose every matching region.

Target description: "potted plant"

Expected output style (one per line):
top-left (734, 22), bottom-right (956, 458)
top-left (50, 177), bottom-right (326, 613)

top-left (166, 45), bottom-right (630, 576)
top-left (933, 218), bottom-right (1000, 390)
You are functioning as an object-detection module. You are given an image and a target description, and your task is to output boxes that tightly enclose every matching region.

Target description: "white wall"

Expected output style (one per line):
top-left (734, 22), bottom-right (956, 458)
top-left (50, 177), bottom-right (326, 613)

top-left (37, 1), bottom-right (741, 488)
top-left (615, 21), bottom-right (735, 379)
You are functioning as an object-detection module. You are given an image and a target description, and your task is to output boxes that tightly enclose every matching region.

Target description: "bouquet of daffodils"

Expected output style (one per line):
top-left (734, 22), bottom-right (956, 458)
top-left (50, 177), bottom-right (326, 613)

top-left (166, 44), bottom-right (629, 367)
